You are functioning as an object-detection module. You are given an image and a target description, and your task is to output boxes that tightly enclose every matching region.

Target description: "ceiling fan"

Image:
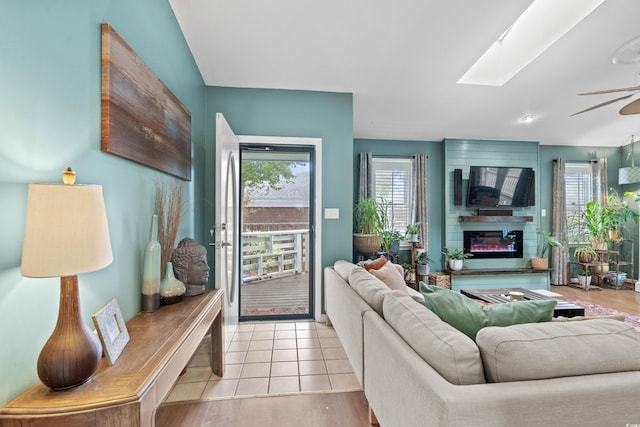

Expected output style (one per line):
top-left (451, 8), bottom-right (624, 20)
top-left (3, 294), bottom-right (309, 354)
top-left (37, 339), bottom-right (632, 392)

top-left (572, 84), bottom-right (640, 116)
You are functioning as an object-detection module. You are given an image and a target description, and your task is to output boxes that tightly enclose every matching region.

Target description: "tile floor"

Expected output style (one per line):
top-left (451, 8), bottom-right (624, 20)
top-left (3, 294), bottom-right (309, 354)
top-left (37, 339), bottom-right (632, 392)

top-left (164, 320), bottom-right (361, 402)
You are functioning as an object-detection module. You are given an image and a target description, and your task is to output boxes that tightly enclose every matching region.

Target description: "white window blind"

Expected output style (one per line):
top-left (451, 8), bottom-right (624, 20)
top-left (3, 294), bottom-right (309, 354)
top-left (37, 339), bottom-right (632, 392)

top-left (371, 157), bottom-right (414, 233)
top-left (565, 162), bottom-right (593, 244)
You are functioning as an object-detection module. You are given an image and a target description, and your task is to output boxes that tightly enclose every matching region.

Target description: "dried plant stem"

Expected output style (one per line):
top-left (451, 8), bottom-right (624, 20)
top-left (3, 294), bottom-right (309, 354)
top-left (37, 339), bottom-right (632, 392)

top-left (156, 182), bottom-right (184, 278)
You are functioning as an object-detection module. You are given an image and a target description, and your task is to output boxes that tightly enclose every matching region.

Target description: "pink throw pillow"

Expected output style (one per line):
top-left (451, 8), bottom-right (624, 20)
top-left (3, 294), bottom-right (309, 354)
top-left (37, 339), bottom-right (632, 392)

top-left (369, 261), bottom-right (407, 292)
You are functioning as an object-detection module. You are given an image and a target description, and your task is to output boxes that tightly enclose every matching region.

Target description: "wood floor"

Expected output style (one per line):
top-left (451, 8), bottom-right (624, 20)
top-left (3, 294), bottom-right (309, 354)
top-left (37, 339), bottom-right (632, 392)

top-left (156, 391), bottom-right (371, 427)
top-left (240, 273), bottom-right (309, 316)
top-left (156, 285), bottom-right (640, 427)
top-left (551, 284), bottom-right (640, 316)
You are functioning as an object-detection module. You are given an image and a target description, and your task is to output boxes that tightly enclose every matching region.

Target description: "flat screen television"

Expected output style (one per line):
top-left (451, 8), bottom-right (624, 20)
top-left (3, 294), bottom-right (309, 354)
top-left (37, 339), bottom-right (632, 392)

top-left (466, 166), bottom-right (534, 208)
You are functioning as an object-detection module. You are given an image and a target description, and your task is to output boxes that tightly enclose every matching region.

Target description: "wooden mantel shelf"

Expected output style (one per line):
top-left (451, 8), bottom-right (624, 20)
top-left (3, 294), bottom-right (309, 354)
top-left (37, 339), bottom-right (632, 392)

top-left (458, 215), bottom-right (534, 223)
top-left (0, 289), bottom-right (224, 427)
top-left (448, 268), bottom-right (551, 276)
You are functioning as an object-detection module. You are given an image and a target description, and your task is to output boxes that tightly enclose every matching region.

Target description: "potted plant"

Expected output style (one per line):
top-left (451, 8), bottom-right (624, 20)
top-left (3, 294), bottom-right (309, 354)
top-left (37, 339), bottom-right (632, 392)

top-left (584, 200), bottom-right (607, 249)
top-left (405, 223), bottom-right (420, 242)
top-left (442, 248), bottom-right (473, 271)
top-left (602, 190), bottom-right (638, 240)
top-left (577, 265), bottom-right (592, 288)
top-left (353, 198), bottom-right (384, 254)
top-left (381, 229), bottom-right (403, 258)
top-left (415, 251), bottom-right (433, 276)
top-left (573, 245), bottom-right (598, 264)
top-left (531, 229), bottom-right (563, 269)
top-left (401, 262), bottom-right (415, 283)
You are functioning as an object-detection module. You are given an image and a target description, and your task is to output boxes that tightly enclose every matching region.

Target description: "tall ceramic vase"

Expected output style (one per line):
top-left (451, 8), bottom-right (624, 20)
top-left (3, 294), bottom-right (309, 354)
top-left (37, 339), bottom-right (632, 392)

top-left (141, 215), bottom-right (161, 312)
top-left (160, 262), bottom-right (186, 305)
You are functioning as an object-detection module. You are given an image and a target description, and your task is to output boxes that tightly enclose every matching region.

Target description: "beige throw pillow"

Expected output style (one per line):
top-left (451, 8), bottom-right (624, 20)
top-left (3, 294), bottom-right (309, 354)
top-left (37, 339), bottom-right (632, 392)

top-left (369, 261), bottom-right (407, 292)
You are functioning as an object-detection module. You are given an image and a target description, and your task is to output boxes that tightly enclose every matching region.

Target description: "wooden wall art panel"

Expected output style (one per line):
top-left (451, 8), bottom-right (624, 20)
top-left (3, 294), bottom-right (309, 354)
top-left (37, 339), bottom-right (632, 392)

top-left (101, 23), bottom-right (192, 181)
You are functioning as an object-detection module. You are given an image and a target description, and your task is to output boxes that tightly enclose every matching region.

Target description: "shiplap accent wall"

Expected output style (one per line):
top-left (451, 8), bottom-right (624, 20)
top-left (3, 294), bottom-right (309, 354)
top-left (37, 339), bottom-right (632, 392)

top-left (443, 139), bottom-right (539, 271)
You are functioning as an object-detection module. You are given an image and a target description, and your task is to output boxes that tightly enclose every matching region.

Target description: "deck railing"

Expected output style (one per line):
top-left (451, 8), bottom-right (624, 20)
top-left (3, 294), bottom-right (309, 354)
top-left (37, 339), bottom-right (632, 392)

top-left (241, 229), bottom-right (309, 282)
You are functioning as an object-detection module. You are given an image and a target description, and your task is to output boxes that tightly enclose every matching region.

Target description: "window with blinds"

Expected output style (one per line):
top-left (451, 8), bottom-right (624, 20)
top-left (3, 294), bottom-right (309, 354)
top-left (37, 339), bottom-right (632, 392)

top-left (565, 162), bottom-right (593, 244)
top-left (371, 157), bottom-right (414, 234)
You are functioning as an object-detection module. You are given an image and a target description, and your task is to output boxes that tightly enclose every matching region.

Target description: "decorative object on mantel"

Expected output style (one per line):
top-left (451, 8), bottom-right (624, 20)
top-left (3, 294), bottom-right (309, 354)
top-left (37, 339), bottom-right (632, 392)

top-left (92, 299), bottom-right (129, 365)
top-left (141, 214), bottom-right (161, 312)
top-left (531, 229), bottom-right (563, 270)
top-left (20, 168), bottom-right (113, 390)
top-left (171, 238), bottom-right (210, 296)
top-left (442, 248), bottom-right (473, 271)
top-left (100, 23), bottom-right (192, 181)
top-left (156, 182), bottom-right (184, 279)
top-left (160, 261), bottom-right (186, 305)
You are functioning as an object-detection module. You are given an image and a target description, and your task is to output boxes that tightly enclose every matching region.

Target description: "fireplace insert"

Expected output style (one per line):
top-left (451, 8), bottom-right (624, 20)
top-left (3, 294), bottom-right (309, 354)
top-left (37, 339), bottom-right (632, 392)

top-left (463, 230), bottom-right (523, 259)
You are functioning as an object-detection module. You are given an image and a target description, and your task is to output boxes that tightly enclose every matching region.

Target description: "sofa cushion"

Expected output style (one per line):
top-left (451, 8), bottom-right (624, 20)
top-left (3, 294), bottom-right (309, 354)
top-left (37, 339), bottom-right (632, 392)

top-left (420, 284), bottom-right (556, 340)
top-left (477, 319), bottom-right (640, 382)
top-left (368, 260), bottom-right (407, 292)
top-left (364, 255), bottom-right (388, 271)
top-left (383, 290), bottom-right (486, 385)
top-left (334, 260), bottom-right (359, 282)
top-left (349, 267), bottom-right (391, 315)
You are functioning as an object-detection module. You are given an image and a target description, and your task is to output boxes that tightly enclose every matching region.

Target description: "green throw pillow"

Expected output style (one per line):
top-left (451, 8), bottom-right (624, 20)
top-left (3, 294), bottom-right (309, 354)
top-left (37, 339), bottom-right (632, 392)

top-left (419, 283), bottom-right (557, 340)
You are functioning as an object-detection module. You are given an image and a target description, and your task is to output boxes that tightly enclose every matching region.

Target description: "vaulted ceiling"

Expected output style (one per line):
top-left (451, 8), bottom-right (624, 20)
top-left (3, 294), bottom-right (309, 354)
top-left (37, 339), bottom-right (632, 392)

top-left (169, 0), bottom-right (640, 147)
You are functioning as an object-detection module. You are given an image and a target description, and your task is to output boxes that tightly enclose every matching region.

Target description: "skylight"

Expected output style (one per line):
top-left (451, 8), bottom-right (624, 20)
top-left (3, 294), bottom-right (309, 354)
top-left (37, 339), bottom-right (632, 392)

top-left (458, 0), bottom-right (606, 86)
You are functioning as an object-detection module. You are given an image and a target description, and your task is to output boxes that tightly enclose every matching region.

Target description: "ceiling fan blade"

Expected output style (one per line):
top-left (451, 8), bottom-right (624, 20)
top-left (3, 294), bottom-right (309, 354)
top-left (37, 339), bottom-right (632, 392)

top-left (578, 86), bottom-right (640, 95)
top-left (620, 98), bottom-right (640, 115)
top-left (571, 94), bottom-right (634, 116)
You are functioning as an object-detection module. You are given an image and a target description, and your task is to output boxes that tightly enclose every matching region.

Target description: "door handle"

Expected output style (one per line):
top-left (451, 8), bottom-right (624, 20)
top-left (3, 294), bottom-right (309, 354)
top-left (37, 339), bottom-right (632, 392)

top-left (212, 241), bottom-right (232, 249)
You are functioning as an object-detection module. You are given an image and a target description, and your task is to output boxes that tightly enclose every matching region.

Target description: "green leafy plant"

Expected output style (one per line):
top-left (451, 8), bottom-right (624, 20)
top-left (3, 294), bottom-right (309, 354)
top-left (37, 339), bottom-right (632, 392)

top-left (441, 248), bottom-right (473, 260)
top-left (576, 265), bottom-right (591, 276)
top-left (353, 198), bottom-right (383, 235)
top-left (405, 222), bottom-right (420, 240)
top-left (405, 223), bottom-right (420, 234)
top-left (602, 190), bottom-right (638, 234)
top-left (573, 245), bottom-right (597, 264)
top-left (416, 251), bottom-right (433, 265)
top-left (536, 229), bottom-right (564, 258)
top-left (381, 230), bottom-right (403, 254)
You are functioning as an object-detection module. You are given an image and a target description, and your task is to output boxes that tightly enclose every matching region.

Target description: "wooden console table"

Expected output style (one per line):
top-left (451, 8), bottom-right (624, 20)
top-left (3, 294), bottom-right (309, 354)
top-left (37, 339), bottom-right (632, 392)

top-left (0, 289), bottom-right (224, 427)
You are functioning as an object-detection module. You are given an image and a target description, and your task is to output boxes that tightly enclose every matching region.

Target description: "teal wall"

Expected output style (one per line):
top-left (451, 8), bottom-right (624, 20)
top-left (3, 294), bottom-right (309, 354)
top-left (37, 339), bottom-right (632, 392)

top-left (205, 87), bottom-right (354, 278)
top-left (444, 139), bottom-right (539, 271)
top-left (0, 1), bottom-right (205, 405)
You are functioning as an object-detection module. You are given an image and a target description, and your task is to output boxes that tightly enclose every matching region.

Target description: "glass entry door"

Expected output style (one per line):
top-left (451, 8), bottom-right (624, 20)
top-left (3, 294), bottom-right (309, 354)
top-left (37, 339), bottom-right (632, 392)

top-left (239, 145), bottom-right (314, 321)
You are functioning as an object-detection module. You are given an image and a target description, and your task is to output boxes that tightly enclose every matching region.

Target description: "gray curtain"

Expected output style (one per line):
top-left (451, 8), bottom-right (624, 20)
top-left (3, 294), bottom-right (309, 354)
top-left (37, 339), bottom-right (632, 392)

top-left (551, 158), bottom-right (569, 285)
top-left (414, 153), bottom-right (428, 251)
top-left (358, 152), bottom-right (372, 201)
top-left (592, 157), bottom-right (608, 203)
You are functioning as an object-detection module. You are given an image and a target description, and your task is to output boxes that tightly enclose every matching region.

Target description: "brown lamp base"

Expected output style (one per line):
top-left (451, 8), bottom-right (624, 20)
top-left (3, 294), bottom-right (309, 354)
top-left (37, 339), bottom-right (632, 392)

top-left (37, 275), bottom-right (102, 391)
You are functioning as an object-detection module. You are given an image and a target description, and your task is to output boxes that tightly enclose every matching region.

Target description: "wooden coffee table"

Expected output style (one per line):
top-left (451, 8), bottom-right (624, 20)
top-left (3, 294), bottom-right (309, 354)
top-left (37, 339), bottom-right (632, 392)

top-left (461, 288), bottom-right (585, 318)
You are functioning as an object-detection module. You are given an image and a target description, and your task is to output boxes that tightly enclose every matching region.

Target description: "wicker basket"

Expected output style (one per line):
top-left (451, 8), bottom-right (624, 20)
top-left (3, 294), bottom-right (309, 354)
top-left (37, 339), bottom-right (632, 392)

top-left (428, 272), bottom-right (451, 289)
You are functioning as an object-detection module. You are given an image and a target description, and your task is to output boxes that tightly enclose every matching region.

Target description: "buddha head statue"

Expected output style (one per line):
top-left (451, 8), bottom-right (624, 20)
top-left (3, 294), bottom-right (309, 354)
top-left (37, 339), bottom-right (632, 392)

top-left (171, 238), bottom-right (210, 296)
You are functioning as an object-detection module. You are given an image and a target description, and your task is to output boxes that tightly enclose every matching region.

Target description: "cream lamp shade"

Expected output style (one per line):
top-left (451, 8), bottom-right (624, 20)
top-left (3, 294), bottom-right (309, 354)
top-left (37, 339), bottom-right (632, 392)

top-left (21, 183), bottom-right (113, 277)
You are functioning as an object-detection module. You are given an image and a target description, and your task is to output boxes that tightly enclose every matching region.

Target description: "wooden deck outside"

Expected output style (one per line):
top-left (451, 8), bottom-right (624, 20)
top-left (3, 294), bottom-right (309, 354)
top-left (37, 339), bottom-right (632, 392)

top-left (240, 272), bottom-right (310, 317)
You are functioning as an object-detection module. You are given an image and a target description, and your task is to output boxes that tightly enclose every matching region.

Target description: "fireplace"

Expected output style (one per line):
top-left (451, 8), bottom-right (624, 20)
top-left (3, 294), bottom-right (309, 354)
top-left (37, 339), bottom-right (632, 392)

top-left (463, 230), bottom-right (523, 259)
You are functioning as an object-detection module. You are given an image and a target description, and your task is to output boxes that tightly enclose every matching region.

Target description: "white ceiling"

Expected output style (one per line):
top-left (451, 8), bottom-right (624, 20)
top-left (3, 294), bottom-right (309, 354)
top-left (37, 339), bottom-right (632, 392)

top-left (169, 0), bottom-right (640, 147)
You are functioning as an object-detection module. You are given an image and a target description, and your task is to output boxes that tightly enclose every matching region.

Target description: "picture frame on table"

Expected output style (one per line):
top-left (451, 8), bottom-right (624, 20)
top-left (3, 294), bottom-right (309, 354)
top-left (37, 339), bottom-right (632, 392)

top-left (92, 298), bottom-right (130, 365)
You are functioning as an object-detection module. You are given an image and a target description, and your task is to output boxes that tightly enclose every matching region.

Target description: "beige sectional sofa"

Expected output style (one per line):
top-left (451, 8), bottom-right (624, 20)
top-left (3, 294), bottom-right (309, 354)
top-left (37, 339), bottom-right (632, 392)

top-left (325, 260), bottom-right (640, 427)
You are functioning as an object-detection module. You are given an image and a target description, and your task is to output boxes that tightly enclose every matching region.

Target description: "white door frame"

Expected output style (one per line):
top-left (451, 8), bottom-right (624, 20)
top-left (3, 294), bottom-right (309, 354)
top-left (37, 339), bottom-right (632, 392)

top-left (238, 135), bottom-right (323, 322)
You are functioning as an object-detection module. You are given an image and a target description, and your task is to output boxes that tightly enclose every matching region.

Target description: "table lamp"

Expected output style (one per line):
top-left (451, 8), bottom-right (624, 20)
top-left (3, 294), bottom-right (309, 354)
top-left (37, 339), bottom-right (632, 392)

top-left (21, 168), bottom-right (113, 390)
